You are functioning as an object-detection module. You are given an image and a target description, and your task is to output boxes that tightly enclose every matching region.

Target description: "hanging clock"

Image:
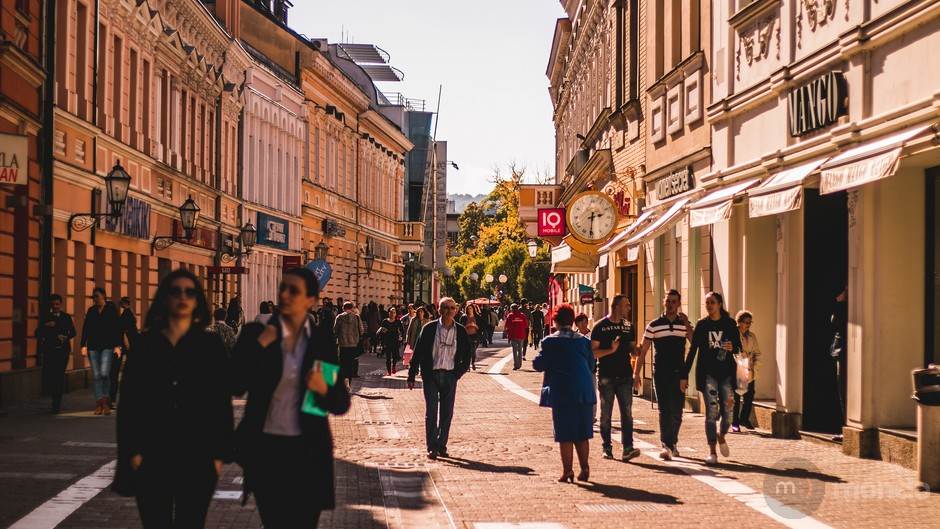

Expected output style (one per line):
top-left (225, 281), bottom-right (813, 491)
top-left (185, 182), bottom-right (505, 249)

top-left (566, 190), bottom-right (618, 244)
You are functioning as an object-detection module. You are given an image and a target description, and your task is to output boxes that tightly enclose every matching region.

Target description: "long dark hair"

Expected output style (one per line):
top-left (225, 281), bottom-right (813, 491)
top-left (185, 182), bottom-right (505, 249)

top-left (706, 291), bottom-right (730, 320)
top-left (145, 269), bottom-right (211, 331)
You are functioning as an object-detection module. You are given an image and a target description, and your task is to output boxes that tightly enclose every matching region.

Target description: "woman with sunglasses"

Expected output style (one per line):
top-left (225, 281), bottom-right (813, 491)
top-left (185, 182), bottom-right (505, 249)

top-left (231, 267), bottom-right (351, 528)
top-left (114, 269), bottom-right (232, 528)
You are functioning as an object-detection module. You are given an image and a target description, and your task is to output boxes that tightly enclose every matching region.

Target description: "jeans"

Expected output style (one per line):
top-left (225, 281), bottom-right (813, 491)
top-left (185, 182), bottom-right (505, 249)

top-left (510, 340), bottom-right (525, 369)
top-left (703, 374), bottom-right (735, 444)
top-left (89, 349), bottom-right (114, 401)
top-left (733, 380), bottom-right (756, 427)
top-left (422, 370), bottom-right (457, 453)
top-left (598, 377), bottom-right (634, 451)
top-left (531, 327), bottom-right (543, 349)
top-left (654, 372), bottom-right (684, 449)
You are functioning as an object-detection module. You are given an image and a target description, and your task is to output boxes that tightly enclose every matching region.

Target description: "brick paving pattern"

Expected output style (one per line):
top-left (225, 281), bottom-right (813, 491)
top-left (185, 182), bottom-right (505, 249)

top-left (0, 337), bottom-right (938, 528)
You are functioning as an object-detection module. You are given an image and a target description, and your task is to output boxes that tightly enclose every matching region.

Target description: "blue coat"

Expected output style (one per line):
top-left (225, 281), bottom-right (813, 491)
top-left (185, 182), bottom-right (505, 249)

top-left (533, 330), bottom-right (597, 408)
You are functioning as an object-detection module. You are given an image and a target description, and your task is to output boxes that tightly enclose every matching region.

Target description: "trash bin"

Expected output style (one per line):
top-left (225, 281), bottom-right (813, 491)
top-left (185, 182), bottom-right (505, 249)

top-left (912, 364), bottom-right (940, 491)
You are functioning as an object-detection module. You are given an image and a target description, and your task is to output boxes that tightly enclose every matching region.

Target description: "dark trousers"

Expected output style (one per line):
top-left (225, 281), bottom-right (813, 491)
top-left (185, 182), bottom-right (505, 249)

top-left (598, 377), bottom-right (634, 451)
top-left (41, 349), bottom-right (68, 412)
top-left (422, 370), bottom-right (457, 453)
top-left (733, 380), bottom-right (756, 427)
top-left (252, 435), bottom-right (324, 529)
top-left (531, 326), bottom-right (543, 349)
top-left (339, 347), bottom-right (358, 385)
top-left (654, 372), bottom-right (685, 449)
top-left (109, 352), bottom-right (124, 404)
top-left (135, 460), bottom-right (218, 529)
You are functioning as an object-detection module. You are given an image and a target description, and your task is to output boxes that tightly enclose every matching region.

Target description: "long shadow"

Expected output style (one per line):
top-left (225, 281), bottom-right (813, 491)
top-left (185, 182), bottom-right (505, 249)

top-left (438, 455), bottom-right (536, 475)
top-left (628, 460), bottom-right (690, 477)
top-left (680, 457), bottom-right (845, 483)
top-left (353, 394), bottom-right (394, 400)
top-left (574, 481), bottom-right (682, 504)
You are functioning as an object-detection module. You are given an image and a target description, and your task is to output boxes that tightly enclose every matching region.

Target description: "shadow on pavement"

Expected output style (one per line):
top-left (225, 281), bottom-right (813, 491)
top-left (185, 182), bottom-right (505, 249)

top-left (628, 460), bottom-right (690, 477)
top-left (575, 481), bottom-right (682, 504)
top-left (438, 456), bottom-right (536, 476)
top-left (678, 457), bottom-right (846, 484)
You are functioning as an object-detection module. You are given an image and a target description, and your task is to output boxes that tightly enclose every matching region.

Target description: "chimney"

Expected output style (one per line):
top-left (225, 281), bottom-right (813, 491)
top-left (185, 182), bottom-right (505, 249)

top-left (273, 0), bottom-right (292, 24)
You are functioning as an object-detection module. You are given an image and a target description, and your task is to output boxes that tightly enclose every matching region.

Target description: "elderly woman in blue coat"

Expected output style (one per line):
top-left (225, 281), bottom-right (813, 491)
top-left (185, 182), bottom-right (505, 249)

top-left (533, 304), bottom-right (597, 483)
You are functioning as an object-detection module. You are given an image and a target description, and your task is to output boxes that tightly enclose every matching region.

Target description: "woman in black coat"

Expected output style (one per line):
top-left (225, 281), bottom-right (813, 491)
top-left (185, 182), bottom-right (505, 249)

top-left (114, 268), bottom-right (233, 528)
top-left (231, 267), bottom-right (350, 529)
top-left (379, 306), bottom-right (404, 375)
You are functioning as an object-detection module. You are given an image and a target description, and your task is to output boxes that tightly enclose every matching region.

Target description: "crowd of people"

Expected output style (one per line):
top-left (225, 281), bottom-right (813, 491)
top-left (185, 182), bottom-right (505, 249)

top-left (34, 268), bottom-right (770, 527)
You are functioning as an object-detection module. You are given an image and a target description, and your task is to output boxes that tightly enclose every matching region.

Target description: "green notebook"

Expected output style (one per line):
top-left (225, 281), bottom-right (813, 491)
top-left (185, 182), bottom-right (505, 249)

top-left (301, 360), bottom-right (340, 417)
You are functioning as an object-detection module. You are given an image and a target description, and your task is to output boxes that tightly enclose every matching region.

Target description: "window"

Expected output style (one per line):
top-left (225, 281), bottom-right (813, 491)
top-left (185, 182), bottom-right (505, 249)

top-left (129, 49), bottom-right (138, 145)
top-left (142, 60), bottom-right (151, 147)
top-left (112, 35), bottom-right (123, 137)
top-left (313, 127), bottom-right (320, 183)
top-left (76, 2), bottom-right (88, 119)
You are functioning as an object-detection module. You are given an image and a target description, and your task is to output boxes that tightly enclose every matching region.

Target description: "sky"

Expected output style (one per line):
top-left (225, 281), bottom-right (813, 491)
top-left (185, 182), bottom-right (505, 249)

top-left (288, 0), bottom-right (566, 195)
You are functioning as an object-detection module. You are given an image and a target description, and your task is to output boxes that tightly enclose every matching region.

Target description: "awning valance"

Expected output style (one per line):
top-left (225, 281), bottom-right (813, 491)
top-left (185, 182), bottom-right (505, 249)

top-left (819, 123), bottom-right (936, 195)
top-left (551, 243), bottom-right (599, 273)
top-left (625, 197), bottom-right (691, 247)
top-left (598, 208), bottom-right (658, 253)
top-left (689, 178), bottom-right (760, 227)
top-left (748, 158), bottom-right (828, 218)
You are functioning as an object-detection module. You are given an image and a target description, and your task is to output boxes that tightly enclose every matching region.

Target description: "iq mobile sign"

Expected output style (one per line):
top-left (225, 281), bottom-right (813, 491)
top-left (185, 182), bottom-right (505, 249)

top-left (538, 208), bottom-right (567, 237)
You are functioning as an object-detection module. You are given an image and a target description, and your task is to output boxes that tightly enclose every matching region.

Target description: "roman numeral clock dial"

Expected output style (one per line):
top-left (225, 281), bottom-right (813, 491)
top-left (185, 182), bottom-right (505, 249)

top-left (565, 191), bottom-right (618, 244)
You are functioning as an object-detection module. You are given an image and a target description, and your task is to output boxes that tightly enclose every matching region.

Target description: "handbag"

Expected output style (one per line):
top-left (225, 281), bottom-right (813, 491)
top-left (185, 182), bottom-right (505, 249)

top-left (402, 344), bottom-right (414, 367)
top-left (734, 354), bottom-right (750, 395)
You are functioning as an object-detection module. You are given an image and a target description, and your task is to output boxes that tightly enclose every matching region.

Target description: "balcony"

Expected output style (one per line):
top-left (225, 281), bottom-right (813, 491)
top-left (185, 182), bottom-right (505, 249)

top-left (518, 184), bottom-right (564, 239)
top-left (398, 221), bottom-right (425, 253)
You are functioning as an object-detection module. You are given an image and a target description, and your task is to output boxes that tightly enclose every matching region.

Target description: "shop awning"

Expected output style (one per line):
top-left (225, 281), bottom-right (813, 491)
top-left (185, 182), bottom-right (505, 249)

top-left (598, 208), bottom-right (658, 253)
top-left (625, 197), bottom-right (691, 247)
top-left (819, 122), bottom-right (936, 195)
top-left (747, 158), bottom-right (828, 218)
top-left (551, 242), bottom-right (599, 273)
top-left (688, 178), bottom-right (760, 227)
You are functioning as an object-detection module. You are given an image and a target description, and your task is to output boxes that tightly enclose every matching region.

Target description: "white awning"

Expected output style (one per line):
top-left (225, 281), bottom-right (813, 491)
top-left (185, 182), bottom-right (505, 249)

top-left (551, 243), bottom-right (598, 273)
top-left (625, 197), bottom-right (691, 247)
top-left (598, 208), bottom-right (658, 253)
top-left (747, 158), bottom-right (828, 218)
top-left (819, 123), bottom-right (936, 195)
top-left (688, 178), bottom-right (760, 228)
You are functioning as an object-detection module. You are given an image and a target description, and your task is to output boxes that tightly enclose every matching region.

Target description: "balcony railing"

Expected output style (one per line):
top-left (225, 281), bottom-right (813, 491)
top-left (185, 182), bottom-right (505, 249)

top-left (399, 221), bottom-right (425, 242)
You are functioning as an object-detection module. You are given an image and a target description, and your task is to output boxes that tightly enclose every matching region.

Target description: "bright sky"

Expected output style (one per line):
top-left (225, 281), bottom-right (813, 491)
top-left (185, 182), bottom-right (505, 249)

top-left (288, 0), bottom-right (565, 195)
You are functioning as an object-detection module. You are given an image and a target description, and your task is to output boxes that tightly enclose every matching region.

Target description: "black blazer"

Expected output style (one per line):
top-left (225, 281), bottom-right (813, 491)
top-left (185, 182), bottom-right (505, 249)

top-left (113, 327), bottom-right (233, 495)
top-left (230, 314), bottom-right (351, 509)
top-left (36, 311), bottom-right (76, 355)
top-left (407, 319), bottom-right (472, 382)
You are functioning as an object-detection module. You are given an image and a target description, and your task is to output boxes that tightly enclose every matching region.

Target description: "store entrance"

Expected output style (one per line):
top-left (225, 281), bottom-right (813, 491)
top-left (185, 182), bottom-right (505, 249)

top-left (619, 264), bottom-right (638, 331)
top-left (802, 189), bottom-right (848, 434)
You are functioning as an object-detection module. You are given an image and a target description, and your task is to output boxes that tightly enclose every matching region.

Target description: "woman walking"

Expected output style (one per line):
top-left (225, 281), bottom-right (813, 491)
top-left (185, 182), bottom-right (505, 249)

top-left (460, 303), bottom-right (482, 370)
top-left (732, 310), bottom-right (760, 431)
top-left (114, 269), bottom-right (232, 528)
top-left (231, 267), bottom-right (350, 528)
top-left (379, 307), bottom-right (404, 375)
top-left (683, 292), bottom-right (741, 465)
top-left (80, 287), bottom-right (122, 415)
top-left (532, 304), bottom-right (596, 483)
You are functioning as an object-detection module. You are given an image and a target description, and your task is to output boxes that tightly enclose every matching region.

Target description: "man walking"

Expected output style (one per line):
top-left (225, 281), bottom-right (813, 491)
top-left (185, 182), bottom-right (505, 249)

top-left (504, 304), bottom-right (529, 370)
top-left (591, 295), bottom-right (640, 461)
top-left (634, 289), bottom-right (694, 461)
top-left (80, 287), bottom-right (122, 415)
top-left (529, 303), bottom-right (545, 351)
top-left (407, 297), bottom-right (472, 459)
top-left (36, 294), bottom-right (76, 413)
top-left (110, 297), bottom-right (137, 409)
top-left (207, 308), bottom-right (237, 352)
top-left (334, 302), bottom-right (363, 388)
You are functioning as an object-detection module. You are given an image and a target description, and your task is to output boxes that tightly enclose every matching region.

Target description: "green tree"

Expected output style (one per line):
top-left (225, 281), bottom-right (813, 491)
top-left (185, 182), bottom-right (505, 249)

top-left (518, 249), bottom-right (551, 303)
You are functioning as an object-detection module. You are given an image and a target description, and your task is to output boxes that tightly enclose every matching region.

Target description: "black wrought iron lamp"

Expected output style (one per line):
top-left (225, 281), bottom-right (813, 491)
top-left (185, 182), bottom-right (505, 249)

top-left (67, 161), bottom-right (132, 238)
top-left (346, 247), bottom-right (376, 287)
top-left (221, 222), bottom-right (257, 262)
top-left (152, 196), bottom-right (201, 251)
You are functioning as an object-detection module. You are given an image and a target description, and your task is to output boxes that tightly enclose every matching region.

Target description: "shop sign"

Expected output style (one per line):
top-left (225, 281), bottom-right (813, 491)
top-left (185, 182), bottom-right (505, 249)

top-left (173, 221), bottom-right (217, 251)
top-left (656, 167), bottom-right (694, 200)
top-left (820, 148), bottom-right (900, 195)
top-left (789, 71), bottom-right (848, 137)
top-left (748, 186), bottom-right (803, 218)
top-left (0, 133), bottom-right (27, 185)
top-left (256, 212), bottom-right (289, 250)
top-left (537, 208), bottom-right (566, 237)
top-left (103, 196), bottom-right (150, 239)
top-left (207, 266), bottom-right (249, 275)
top-left (282, 255), bottom-right (302, 272)
top-left (578, 284), bottom-right (595, 305)
top-left (322, 218), bottom-right (346, 237)
top-left (305, 258), bottom-right (333, 290)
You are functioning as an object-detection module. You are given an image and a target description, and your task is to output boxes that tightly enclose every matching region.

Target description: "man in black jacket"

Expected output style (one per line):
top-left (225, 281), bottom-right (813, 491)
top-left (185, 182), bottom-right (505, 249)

top-left (407, 297), bottom-right (472, 459)
top-left (81, 287), bottom-right (122, 415)
top-left (37, 294), bottom-right (76, 414)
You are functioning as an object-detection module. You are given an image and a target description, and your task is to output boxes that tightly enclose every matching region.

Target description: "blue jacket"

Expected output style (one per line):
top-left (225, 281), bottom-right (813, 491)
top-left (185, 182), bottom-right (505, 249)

top-left (532, 329), bottom-right (597, 408)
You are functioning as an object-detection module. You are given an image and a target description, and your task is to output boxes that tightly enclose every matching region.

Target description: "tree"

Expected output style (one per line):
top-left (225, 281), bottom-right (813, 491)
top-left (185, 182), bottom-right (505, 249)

top-left (518, 249), bottom-right (551, 303)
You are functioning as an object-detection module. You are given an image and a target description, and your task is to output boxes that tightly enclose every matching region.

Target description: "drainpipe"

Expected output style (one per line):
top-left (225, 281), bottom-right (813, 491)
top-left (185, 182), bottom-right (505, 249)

top-left (38, 0), bottom-right (59, 326)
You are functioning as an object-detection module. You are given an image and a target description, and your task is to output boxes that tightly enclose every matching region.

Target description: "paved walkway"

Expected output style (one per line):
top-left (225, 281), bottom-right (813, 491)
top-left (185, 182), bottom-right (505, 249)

top-left (1, 337), bottom-right (937, 528)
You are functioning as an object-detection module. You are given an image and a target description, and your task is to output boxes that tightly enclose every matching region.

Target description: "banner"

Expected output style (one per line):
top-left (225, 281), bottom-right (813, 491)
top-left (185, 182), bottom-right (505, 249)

top-left (749, 186), bottom-right (803, 218)
top-left (537, 208), bottom-right (566, 237)
top-left (305, 259), bottom-right (333, 291)
top-left (256, 212), bottom-right (290, 250)
top-left (0, 133), bottom-right (28, 185)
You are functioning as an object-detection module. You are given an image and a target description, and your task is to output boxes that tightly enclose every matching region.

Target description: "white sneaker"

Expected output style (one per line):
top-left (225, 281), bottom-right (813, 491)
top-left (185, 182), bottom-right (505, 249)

top-left (659, 448), bottom-right (672, 461)
top-left (705, 454), bottom-right (718, 465)
top-left (718, 437), bottom-right (730, 457)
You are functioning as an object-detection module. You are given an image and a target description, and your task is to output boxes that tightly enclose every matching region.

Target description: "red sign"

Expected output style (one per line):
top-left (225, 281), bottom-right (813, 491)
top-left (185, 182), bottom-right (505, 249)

top-left (207, 266), bottom-right (249, 275)
top-left (173, 220), bottom-right (217, 251)
top-left (580, 293), bottom-right (595, 305)
top-left (538, 208), bottom-right (566, 237)
top-left (282, 255), bottom-right (302, 271)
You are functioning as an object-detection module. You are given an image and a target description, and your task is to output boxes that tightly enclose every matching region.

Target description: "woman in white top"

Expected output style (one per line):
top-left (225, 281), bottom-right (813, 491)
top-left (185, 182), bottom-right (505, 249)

top-left (732, 310), bottom-right (760, 431)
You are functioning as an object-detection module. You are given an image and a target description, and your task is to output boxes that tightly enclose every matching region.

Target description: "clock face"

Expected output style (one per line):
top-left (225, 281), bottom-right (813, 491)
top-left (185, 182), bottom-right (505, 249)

top-left (567, 192), bottom-right (617, 243)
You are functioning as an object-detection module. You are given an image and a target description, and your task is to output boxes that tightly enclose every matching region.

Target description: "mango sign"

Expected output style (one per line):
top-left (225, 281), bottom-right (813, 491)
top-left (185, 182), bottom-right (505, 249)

top-left (0, 134), bottom-right (27, 185)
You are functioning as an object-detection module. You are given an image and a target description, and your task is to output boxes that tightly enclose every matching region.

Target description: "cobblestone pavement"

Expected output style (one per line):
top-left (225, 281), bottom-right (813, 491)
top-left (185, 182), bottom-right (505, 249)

top-left (1, 336), bottom-right (938, 528)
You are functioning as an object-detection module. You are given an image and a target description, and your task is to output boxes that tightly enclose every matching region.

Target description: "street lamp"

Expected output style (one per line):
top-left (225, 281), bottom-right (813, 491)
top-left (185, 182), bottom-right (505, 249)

top-left (527, 240), bottom-right (539, 258)
top-left (498, 274), bottom-right (508, 284)
top-left (485, 273), bottom-right (494, 284)
top-left (347, 246), bottom-right (376, 287)
top-left (221, 222), bottom-right (257, 262)
top-left (314, 240), bottom-right (329, 261)
top-left (152, 196), bottom-right (201, 252)
top-left (67, 161), bottom-right (132, 238)
top-left (470, 272), bottom-right (479, 281)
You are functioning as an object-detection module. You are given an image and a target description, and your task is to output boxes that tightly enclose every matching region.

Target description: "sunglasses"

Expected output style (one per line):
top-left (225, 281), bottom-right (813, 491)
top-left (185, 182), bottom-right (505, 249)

top-left (169, 286), bottom-right (198, 299)
top-left (279, 283), bottom-right (303, 296)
